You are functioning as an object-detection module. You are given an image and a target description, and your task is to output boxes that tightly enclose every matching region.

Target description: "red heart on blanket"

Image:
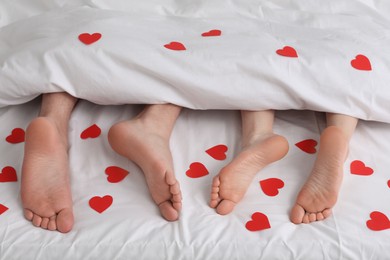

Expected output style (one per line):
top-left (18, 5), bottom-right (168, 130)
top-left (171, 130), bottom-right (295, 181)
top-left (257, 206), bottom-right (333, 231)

top-left (80, 124), bottom-right (101, 139)
top-left (295, 139), bottom-right (317, 154)
top-left (260, 178), bottom-right (284, 197)
top-left (350, 160), bottom-right (373, 176)
top-left (206, 144), bottom-right (228, 160)
top-left (78, 33), bottom-right (102, 45)
top-left (186, 162), bottom-right (209, 178)
top-left (0, 204), bottom-right (9, 215)
top-left (245, 212), bottom-right (271, 232)
top-left (6, 128), bottom-right (25, 144)
top-left (105, 166), bottom-right (129, 183)
top-left (201, 29), bottom-right (222, 37)
top-left (276, 46), bottom-right (298, 58)
top-left (0, 166), bottom-right (17, 182)
top-left (164, 41), bottom-right (186, 51)
top-left (89, 195), bottom-right (113, 213)
top-left (351, 54), bottom-right (372, 71)
top-left (366, 211), bottom-right (390, 231)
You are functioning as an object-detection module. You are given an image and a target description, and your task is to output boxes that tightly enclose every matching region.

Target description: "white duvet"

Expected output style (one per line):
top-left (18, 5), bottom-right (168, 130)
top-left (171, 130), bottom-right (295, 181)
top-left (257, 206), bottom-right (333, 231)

top-left (1, 0), bottom-right (390, 122)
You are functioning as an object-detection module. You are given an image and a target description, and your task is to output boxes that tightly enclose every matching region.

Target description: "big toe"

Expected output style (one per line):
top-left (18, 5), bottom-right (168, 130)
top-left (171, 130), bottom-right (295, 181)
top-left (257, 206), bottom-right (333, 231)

top-left (290, 204), bottom-right (305, 224)
top-left (56, 208), bottom-right (74, 233)
top-left (159, 201), bottom-right (179, 221)
top-left (216, 199), bottom-right (236, 215)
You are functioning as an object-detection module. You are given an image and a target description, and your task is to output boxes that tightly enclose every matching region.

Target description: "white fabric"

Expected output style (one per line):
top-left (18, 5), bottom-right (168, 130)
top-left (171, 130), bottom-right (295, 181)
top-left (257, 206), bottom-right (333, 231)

top-left (1, 99), bottom-right (390, 259)
top-left (1, 0), bottom-right (390, 122)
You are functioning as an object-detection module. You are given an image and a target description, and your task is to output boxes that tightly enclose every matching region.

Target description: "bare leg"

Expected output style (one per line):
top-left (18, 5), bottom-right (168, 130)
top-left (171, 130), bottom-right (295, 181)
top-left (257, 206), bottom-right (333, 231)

top-left (290, 113), bottom-right (358, 224)
top-left (108, 104), bottom-right (182, 221)
top-left (210, 110), bottom-right (289, 215)
top-left (21, 93), bottom-right (78, 233)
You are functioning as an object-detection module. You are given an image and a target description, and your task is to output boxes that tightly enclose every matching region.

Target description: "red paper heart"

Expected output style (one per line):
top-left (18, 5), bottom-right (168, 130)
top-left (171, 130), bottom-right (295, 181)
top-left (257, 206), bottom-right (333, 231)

top-left (186, 162), bottom-right (209, 178)
top-left (0, 166), bottom-right (17, 182)
top-left (366, 211), bottom-right (390, 231)
top-left (201, 29), bottom-right (222, 37)
top-left (351, 54), bottom-right (372, 71)
top-left (350, 160), bottom-right (373, 176)
top-left (206, 144), bottom-right (228, 160)
top-left (105, 166), bottom-right (129, 183)
top-left (89, 195), bottom-right (113, 213)
top-left (0, 204), bottom-right (9, 215)
top-left (6, 128), bottom-right (25, 144)
top-left (260, 178), bottom-right (284, 197)
top-left (295, 139), bottom-right (317, 154)
top-left (164, 41), bottom-right (186, 51)
top-left (245, 212), bottom-right (271, 231)
top-left (80, 124), bottom-right (101, 139)
top-left (276, 46), bottom-right (298, 58)
top-left (78, 33), bottom-right (102, 45)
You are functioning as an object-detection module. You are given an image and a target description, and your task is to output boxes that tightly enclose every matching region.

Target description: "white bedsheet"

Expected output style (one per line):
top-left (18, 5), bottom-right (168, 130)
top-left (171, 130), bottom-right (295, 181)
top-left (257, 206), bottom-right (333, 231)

top-left (1, 99), bottom-right (390, 259)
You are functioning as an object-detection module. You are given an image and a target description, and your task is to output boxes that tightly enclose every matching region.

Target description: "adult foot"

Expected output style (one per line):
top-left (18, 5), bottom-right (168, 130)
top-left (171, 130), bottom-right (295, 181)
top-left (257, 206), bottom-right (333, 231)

top-left (210, 134), bottom-right (289, 215)
top-left (108, 119), bottom-right (182, 221)
top-left (290, 126), bottom-right (348, 224)
top-left (21, 117), bottom-right (74, 233)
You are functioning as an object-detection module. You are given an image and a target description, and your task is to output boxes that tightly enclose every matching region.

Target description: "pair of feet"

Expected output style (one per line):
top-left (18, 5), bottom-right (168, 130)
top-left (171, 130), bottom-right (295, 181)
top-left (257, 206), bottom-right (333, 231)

top-left (21, 117), bottom-right (347, 233)
top-left (211, 126), bottom-right (347, 224)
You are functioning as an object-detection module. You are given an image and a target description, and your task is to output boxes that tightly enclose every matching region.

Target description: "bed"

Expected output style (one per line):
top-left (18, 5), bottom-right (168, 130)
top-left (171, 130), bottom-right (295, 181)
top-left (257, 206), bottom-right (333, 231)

top-left (1, 1), bottom-right (390, 259)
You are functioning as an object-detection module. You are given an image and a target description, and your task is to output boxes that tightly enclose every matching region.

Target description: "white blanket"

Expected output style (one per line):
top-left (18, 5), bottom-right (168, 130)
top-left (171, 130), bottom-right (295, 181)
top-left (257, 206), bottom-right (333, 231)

top-left (1, 0), bottom-right (390, 122)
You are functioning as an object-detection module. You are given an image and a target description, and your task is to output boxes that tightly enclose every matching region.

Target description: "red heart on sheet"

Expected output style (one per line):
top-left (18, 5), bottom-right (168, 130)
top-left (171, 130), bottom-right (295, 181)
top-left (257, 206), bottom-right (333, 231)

top-left (350, 160), bottom-right (373, 176)
top-left (295, 139), bottom-right (317, 154)
top-left (105, 166), bottom-right (129, 183)
top-left (6, 128), bottom-right (25, 144)
top-left (0, 166), bottom-right (17, 182)
top-left (89, 195), bottom-right (113, 213)
top-left (245, 212), bottom-right (271, 232)
top-left (276, 46), bottom-right (298, 58)
top-left (260, 178), bottom-right (284, 197)
top-left (80, 124), bottom-right (101, 139)
top-left (0, 204), bottom-right (8, 215)
top-left (0, 204), bottom-right (9, 215)
top-left (351, 54), bottom-right (372, 71)
top-left (201, 29), bottom-right (222, 37)
top-left (366, 211), bottom-right (390, 231)
top-left (186, 162), bottom-right (209, 178)
top-left (206, 144), bottom-right (228, 160)
top-left (78, 33), bottom-right (102, 45)
top-left (164, 41), bottom-right (186, 51)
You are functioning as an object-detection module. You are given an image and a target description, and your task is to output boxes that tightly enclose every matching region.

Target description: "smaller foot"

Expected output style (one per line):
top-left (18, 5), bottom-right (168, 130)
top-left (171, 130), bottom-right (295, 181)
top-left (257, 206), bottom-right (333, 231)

top-left (21, 117), bottom-right (74, 233)
top-left (210, 134), bottom-right (289, 215)
top-left (108, 119), bottom-right (182, 221)
top-left (290, 126), bottom-right (349, 224)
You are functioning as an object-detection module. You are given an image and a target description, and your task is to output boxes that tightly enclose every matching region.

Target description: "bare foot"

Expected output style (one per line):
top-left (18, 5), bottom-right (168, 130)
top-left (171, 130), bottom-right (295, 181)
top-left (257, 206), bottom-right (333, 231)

top-left (210, 134), bottom-right (289, 215)
top-left (21, 117), bottom-right (74, 233)
top-left (108, 119), bottom-right (182, 221)
top-left (290, 126), bottom-right (349, 224)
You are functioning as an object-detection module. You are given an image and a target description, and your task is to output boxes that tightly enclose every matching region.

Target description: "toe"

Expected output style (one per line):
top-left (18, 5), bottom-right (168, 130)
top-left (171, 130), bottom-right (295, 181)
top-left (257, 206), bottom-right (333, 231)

top-left (322, 208), bottom-right (332, 219)
top-left (24, 209), bottom-right (34, 221)
top-left (48, 216), bottom-right (57, 231)
top-left (40, 217), bottom-right (50, 229)
top-left (309, 213), bottom-right (317, 222)
top-left (290, 204), bottom-right (305, 224)
top-left (216, 199), bottom-right (236, 215)
top-left (32, 214), bottom-right (43, 227)
top-left (159, 201), bottom-right (179, 221)
top-left (316, 212), bottom-right (325, 221)
top-left (302, 213), bottom-right (310, 224)
top-left (56, 208), bottom-right (74, 233)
